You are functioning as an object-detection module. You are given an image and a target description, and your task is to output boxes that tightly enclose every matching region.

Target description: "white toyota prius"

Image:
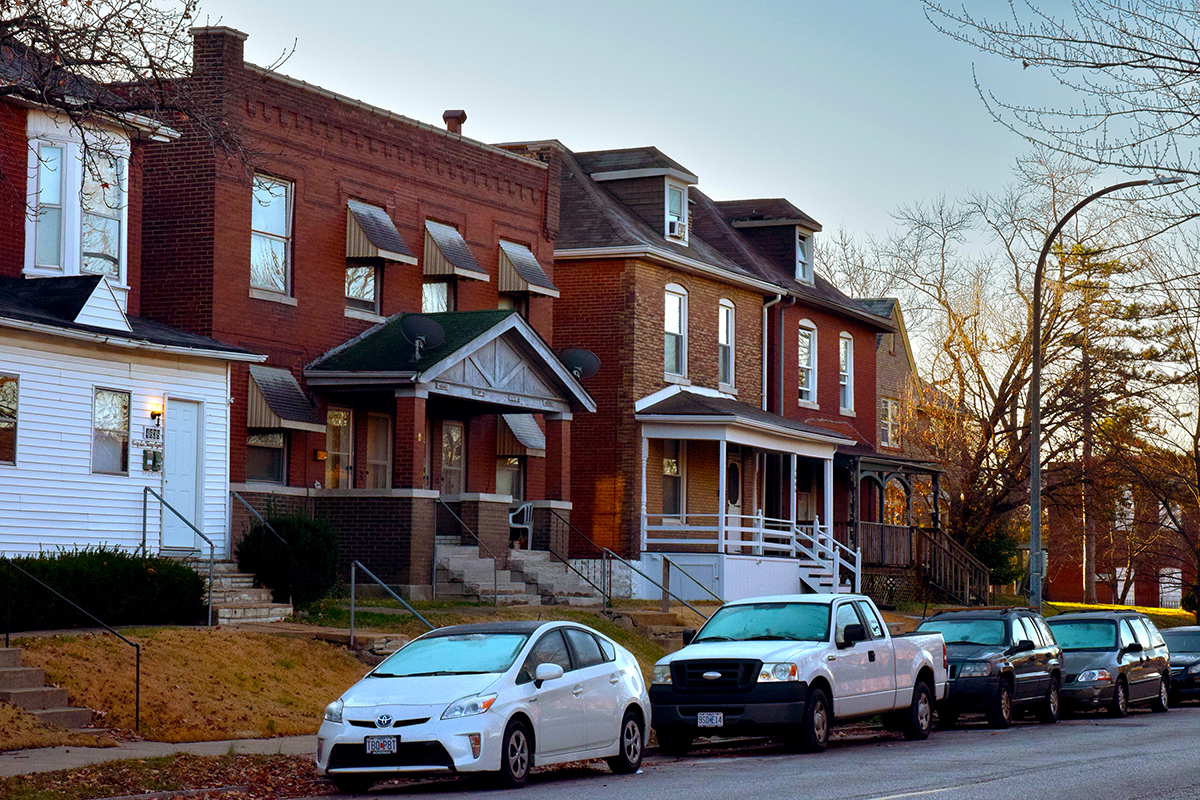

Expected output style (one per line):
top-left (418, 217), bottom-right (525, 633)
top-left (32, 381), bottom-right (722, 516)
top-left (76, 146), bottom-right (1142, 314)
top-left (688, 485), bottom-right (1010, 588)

top-left (317, 620), bottom-right (650, 792)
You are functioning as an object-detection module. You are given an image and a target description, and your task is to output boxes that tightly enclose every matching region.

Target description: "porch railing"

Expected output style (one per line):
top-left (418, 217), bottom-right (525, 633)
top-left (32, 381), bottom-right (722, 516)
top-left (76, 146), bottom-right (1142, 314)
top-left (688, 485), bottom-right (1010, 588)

top-left (349, 560), bottom-right (435, 648)
top-left (855, 521), bottom-right (991, 605)
top-left (142, 487), bottom-right (215, 625)
top-left (435, 497), bottom-right (498, 606)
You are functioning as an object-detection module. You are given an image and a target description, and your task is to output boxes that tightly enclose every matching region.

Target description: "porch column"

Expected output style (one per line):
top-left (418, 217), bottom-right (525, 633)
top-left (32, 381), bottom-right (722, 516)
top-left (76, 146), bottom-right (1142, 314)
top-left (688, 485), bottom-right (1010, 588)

top-left (640, 432), bottom-right (649, 553)
top-left (824, 457), bottom-right (834, 540)
top-left (932, 472), bottom-right (941, 531)
top-left (544, 413), bottom-right (571, 501)
top-left (394, 392), bottom-right (427, 488)
top-left (718, 439), bottom-right (727, 554)
top-left (790, 454), bottom-right (798, 524)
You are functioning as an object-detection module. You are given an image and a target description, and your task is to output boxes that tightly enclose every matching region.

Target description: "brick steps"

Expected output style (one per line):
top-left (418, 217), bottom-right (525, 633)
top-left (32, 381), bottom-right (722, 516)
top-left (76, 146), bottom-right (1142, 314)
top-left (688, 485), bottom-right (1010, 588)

top-left (184, 559), bottom-right (293, 625)
top-left (0, 647), bottom-right (94, 729)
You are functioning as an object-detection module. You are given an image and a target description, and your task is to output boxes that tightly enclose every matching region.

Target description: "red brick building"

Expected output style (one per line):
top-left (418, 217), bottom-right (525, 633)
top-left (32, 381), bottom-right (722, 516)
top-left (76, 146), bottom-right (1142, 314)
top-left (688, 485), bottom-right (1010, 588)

top-left (139, 28), bottom-right (594, 597)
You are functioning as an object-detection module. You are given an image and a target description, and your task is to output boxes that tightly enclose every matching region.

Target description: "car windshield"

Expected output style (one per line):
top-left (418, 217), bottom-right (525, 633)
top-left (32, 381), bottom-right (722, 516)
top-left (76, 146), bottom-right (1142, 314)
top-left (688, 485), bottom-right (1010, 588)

top-left (1162, 630), bottom-right (1200, 652)
top-left (693, 602), bottom-right (830, 643)
top-left (916, 618), bottom-right (1006, 647)
top-left (1047, 621), bottom-right (1116, 650)
top-left (371, 632), bottom-right (530, 677)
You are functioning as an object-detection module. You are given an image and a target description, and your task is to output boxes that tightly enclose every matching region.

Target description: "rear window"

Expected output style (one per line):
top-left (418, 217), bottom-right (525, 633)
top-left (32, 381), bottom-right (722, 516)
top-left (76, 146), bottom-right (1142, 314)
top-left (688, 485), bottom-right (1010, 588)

top-left (916, 618), bottom-right (1006, 647)
top-left (1047, 621), bottom-right (1116, 650)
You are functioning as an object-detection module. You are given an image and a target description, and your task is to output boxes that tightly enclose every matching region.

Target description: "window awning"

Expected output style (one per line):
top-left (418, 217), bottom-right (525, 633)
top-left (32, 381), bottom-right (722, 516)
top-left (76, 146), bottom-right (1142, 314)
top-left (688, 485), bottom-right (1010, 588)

top-left (423, 220), bottom-right (489, 281)
top-left (499, 413), bottom-right (547, 458)
top-left (499, 241), bottom-right (559, 298)
top-left (247, 365), bottom-right (326, 433)
top-left (346, 199), bottom-right (417, 263)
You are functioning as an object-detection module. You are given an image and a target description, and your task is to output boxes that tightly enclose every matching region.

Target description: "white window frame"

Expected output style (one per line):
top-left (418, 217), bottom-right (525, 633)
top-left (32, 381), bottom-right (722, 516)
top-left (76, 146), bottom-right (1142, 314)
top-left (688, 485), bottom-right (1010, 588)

top-left (92, 386), bottom-right (131, 476)
top-left (25, 112), bottom-right (130, 290)
top-left (839, 332), bottom-right (854, 413)
top-left (662, 439), bottom-right (686, 521)
top-left (423, 280), bottom-right (453, 313)
top-left (718, 299), bottom-right (735, 389)
top-left (665, 179), bottom-right (689, 243)
top-left (881, 398), bottom-right (901, 448)
top-left (796, 230), bottom-right (813, 284)
top-left (798, 320), bottom-right (817, 407)
top-left (664, 284), bottom-right (688, 379)
top-left (345, 263), bottom-right (379, 313)
top-left (0, 374), bottom-right (18, 466)
top-left (250, 174), bottom-right (294, 297)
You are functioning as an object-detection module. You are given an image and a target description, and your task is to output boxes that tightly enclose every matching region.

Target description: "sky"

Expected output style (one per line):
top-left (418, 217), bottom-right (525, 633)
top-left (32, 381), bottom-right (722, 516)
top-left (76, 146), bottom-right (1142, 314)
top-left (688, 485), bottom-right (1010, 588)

top-left (191, 0), bottom-right (1073, 239)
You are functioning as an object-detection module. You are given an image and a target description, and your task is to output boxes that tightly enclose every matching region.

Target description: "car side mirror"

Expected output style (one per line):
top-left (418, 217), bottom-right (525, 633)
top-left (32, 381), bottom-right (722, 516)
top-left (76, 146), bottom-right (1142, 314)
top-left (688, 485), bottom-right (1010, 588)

top-left (534, 662), bottom-right (564, 688)
top-left (682, 628), bottom-right (696, 646)
top-left (1009, 639), bottom-right (1035, 655)
top-left (1124, 642), bottom-right (1144, 655)
top-left (840, 623), bottom-right (867, 649)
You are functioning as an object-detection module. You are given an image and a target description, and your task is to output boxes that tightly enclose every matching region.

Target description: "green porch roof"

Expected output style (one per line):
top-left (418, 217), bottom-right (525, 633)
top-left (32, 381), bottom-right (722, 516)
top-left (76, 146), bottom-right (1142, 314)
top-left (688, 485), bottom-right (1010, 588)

top-left (309, 310), bottom-right (516, 373)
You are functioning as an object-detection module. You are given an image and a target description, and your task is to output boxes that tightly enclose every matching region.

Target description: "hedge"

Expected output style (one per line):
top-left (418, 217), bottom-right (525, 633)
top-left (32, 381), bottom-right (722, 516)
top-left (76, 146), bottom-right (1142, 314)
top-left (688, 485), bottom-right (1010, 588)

top-left (235, 513), bottom-right (339, 608)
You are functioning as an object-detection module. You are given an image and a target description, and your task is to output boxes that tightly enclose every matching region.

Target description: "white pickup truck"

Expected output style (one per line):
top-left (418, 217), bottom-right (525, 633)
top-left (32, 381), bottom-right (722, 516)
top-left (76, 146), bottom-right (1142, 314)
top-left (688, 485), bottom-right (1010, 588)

top-left (649, 593), bottom-right (948, 754)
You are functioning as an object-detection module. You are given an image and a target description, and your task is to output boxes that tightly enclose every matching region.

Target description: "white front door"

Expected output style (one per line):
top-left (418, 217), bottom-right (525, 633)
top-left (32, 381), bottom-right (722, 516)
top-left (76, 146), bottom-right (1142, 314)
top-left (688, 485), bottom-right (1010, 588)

top-left (162, 399), bottom-right (201, 550)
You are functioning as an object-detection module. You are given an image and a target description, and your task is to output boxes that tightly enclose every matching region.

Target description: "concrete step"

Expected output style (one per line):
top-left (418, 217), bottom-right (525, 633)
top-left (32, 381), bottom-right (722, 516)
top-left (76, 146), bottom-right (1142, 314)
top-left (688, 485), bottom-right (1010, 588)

top-left (0, 648), bottom-right (22, 668)
top-left (33, 706), bottom-right (94, 729)
top-left (215, 603), bottom-right (293, 624)
top-left (0, 686), bottom-right (69, 710)
top-left (0, 665), bottom-right (45, 690)
top-left (209, 588), bottom-right (275, 605)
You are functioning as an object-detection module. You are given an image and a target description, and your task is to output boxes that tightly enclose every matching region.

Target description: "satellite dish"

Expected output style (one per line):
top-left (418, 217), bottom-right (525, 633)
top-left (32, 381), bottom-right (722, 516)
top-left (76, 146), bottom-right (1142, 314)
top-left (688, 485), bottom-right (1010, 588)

top-left (399, 314), bottom-right (446, 362)
top-left (559, 347), bottom-right (601, 380)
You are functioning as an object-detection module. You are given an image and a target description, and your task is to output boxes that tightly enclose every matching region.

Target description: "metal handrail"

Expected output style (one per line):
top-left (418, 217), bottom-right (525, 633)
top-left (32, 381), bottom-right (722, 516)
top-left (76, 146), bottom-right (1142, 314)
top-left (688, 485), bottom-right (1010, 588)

top-left (435, 498), bottom-right (498, 606)
top-left (3, 557), bottom-right (141, 731)
top-left (350, 560), bottom-right (435, 648)
top-left (603, 548), bottom-right (712, 619)
top-left (143, 487), bottom-right (215, 625)
top-left (230, 491), bottom-right (289, 548)
top-left (539, 512), bottom-right (612, 605)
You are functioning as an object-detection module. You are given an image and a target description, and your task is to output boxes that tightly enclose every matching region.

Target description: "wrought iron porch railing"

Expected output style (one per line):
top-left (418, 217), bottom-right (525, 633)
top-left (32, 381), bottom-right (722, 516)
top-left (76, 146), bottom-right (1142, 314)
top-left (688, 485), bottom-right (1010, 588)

top-left (142, 487), bottom-right (215, 625)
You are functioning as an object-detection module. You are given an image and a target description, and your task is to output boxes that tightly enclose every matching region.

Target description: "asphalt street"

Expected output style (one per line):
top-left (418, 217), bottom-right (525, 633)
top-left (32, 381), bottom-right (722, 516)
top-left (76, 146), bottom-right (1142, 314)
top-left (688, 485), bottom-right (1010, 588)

top-left (320, 704), bottom-right (1200, 800)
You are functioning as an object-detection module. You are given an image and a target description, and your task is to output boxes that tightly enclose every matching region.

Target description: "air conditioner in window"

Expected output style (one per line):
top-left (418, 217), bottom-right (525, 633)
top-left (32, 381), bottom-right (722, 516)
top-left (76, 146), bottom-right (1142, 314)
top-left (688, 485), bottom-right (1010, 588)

top-left (668, 219), bottom-right (686, 238)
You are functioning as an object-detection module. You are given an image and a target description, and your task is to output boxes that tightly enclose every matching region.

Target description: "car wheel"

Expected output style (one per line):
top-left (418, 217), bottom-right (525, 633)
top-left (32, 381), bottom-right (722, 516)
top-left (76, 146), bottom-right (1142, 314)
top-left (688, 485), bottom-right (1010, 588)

top-left (1150, 675), bottom-right (1170, 713)
top-left (901, 681), bottom-right (934, 740)
top-left (607, 709), bottom-right (644, 774)
top-left (1036, 677), bottom-right (1061, 724)
top-left (655, 728), bottom-right (693, 757)
top-left (331, 775), bottom-right (374, 795)
top-left (1108, 678), bottom-right (1129, 718)
top-left (495, 718), bottom-right (532, 789)
top-left (800, 686), bottom-right (830, 753)
top-left (937, 706), bottom-right (959, 729)
top-left (986, 681), bottom-right (1013, 729)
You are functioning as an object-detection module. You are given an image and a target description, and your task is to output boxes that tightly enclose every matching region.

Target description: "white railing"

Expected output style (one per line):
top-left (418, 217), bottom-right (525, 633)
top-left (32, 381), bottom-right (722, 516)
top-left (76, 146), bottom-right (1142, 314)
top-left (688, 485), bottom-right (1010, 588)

top-left (643, 512), bottom-right (861, 593)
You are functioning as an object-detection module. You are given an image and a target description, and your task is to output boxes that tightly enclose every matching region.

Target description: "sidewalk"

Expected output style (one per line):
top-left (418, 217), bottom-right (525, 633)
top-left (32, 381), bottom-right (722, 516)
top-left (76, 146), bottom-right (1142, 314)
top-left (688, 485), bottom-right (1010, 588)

top-left (0, 734), bottom-right (316, 777)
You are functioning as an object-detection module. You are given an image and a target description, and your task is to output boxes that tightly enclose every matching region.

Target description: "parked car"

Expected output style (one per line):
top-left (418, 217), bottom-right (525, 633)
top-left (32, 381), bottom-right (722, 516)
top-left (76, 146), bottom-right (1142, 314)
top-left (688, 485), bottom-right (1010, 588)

top-left (650, 593), bottom-right (948, 755)
top-left (1045, 610), bottom-right (1170, 716)
top-left (1161, 625), bottom-right (1200, 705)
top-left (915, 607), bottom-right (1061, 728)
top-left (316, 621), bottom-right (650, 793)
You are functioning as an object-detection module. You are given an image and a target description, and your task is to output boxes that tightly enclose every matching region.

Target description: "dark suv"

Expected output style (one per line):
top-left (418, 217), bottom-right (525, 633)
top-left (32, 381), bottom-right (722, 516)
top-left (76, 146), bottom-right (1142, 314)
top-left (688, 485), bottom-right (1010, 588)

top-left (915, 608), bottom-right (1061, 728)
top-left (1046, 610), bottom-right (1170, 716)
top-left (1162, 626), bottom-right (1200, 704)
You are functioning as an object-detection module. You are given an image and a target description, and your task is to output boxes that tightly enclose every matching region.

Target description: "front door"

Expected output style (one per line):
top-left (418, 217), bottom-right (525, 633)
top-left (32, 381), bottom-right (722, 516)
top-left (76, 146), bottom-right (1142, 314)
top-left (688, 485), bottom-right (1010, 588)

top-left (162, 399), bottom-right (200, 551)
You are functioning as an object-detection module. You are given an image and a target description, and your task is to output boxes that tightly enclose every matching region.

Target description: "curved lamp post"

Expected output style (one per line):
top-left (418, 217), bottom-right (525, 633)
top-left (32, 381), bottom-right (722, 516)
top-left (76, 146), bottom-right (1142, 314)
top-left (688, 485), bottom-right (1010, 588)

top-left (1028, 175), bottom-right (1182, 610)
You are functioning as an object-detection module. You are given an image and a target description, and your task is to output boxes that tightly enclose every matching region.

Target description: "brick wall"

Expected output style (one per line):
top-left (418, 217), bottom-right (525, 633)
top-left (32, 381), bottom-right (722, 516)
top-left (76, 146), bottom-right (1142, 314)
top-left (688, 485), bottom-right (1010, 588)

top-left (0, 103), bottom-right (27, 279)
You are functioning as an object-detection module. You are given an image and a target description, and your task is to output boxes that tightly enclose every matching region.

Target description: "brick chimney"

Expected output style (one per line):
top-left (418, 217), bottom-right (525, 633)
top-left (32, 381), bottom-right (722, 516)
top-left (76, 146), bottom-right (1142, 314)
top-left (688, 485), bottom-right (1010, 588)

top-left (190, 26), bottom-right (248, 79)
top-left (443, 110), bottom-right (467, 135)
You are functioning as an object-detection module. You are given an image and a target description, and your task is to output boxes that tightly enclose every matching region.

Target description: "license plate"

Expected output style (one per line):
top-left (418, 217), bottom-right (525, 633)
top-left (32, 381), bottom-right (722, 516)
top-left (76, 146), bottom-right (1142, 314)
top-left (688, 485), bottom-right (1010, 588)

top-left (365, 735), bottom-right (398, 755)
top-left (697, 712), bottom-right (724, 728)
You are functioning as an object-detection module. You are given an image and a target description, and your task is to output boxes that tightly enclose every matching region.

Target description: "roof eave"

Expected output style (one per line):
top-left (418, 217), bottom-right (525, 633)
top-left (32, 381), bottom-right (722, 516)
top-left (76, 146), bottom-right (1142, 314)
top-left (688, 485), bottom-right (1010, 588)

top-left (555, 246), bottom-right (781, 295)
top-left (0, 316), bottom-right (262, 362)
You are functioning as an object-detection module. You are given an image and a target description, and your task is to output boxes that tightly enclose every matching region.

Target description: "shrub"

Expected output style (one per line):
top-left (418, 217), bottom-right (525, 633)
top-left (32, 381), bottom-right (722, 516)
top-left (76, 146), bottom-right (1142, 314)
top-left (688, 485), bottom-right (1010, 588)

top-left (0, 547), bottom-right (206, 631)
top-left (236, 513), bottom-right (339, 608)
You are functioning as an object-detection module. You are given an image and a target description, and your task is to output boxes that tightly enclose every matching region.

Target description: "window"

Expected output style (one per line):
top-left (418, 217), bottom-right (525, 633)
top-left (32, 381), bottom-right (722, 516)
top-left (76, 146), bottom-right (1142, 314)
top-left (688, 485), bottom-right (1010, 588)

top-left (517, 629), bottom-right (572, 684)
top-left (662, 439), bottom-right (684, 519)
top-left (325, 407), bottom-right (352, 488)
top-left (564, 628), bottom-right (605, 669)
top-left (441, 420), bottom-right (465, 496)
top-left (365, 412), bottom-right (392, 489)
top-left (1118, 619), bottom-right (1137, 649)
top-left (798, 323), bottom-right (816, 404)
top-left (34, 144), bottom-right (64, 268)
top-left (92, 388), bottom-right (129, 474)
top-left (666, 181), bottom-right (687, 240)
top-left (0, 375), bottom-right (16, 464)
top-left (834, 602), bottom-right (863, 645)
top-left (664, 284), bottom-right (687, 376)
top-left (718, 300), bottom-right (734, 386)
top-left (497, 293), bottom-right (528, 318)
top-left (81, 154), bottom-right (123, 278)
top-left (838, 333), bottom-right (854, 411)
top-left (881, 398), bottom-right (901, 448)
top-left (246, 432), bottom-right (285, 483)
top-left (855, 600), bottom-right (886, 638)
top-left (345, 265), bottom-right (378, 312)
top-left (796, 230), bottom-right (813, 283)
top-left (496, 456), bottom-right (523, 500)
top-left (423, 281), bottom-right (453, 313)
top-left (250, 175), bottom-right (292, 295)
top-left (1114, 486), bottom-right (1134, 532)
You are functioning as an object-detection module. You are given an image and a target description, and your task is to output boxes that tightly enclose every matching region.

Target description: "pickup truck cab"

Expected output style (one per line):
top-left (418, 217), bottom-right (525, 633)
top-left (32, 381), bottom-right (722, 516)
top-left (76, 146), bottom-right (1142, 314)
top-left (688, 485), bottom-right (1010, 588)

top-left (650, 593), bottom-right (948, 755)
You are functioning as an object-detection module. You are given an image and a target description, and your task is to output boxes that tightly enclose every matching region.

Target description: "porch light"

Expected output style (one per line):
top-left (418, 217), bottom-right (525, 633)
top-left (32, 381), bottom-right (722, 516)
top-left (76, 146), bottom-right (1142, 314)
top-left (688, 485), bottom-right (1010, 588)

top-left (149, 399), bottom-right (164, 424)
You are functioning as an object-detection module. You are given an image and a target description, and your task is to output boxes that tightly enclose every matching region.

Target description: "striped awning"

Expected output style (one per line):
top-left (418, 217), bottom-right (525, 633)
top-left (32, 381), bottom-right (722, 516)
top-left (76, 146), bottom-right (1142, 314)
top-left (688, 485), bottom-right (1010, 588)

top-left (346, 200), bottom-right (417, 263)
top-left (424, 220), bottom-right (489, 280)
top-left (247, 365), bottom-right (326, 433)
top-left (498, 413), bottom-right (546, 458)
top-left (499, 241), bottom-right (558, 297)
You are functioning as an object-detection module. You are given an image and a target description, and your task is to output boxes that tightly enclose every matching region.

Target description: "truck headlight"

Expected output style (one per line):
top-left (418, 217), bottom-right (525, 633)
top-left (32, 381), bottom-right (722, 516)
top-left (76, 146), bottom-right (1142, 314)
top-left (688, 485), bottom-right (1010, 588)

top-left (442, 693), bottom-right (497, 720)
top-left (1077, 669), bottom-right (1112, 683)
top-left (323, 698), bottom-right (344, 724)
top-left (758, 663), bottom-right (798, 682)
top-left (958, 661), bottom-right (993, 677)
top-left (652, 664), bottom-right (672, 685)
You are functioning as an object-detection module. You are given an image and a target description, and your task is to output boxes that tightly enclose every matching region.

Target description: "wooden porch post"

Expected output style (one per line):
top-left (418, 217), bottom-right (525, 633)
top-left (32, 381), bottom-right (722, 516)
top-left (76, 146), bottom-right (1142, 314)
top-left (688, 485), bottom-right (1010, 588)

top-left (824, 457), bottom-right (834, 542)
top-left (717, 439), bottom-right (727, 554)
top-left (640, 432), bottom-right (649, 554)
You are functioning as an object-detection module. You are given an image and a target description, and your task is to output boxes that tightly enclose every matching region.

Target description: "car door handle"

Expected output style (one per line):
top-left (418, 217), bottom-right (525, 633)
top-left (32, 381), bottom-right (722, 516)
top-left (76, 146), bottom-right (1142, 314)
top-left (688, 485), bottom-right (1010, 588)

top-left (826, 655), bottom-right (837, 661)
top-left (609, 674), bottom-right (620, 685)
top-left (868, 650), bottom-right (876, 663)
top-left (572, 685), bottom-right (584, 697)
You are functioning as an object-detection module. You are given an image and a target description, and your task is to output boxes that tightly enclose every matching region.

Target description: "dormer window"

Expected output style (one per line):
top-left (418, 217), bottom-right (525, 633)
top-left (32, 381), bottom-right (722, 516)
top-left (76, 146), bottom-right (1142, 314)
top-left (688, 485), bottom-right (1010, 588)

top-left (796, 230), bottom-right (813, 284)
top-left (666, 181), bottom-right (688, 242)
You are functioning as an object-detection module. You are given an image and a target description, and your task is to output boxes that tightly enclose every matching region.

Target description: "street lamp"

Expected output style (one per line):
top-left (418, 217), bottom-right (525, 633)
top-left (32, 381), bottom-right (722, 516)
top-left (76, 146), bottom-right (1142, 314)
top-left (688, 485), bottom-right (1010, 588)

top-left (1028, 175), bottom-right (1183, 611)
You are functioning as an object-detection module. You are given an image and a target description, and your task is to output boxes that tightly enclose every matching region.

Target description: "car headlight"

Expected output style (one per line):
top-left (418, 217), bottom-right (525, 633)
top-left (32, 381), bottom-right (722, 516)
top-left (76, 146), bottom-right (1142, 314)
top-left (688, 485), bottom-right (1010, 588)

top-left (958, 661), bottom-right (993, 677)
top-left (323, 698), bottom-right (344, 724)
top-left (1187, 663), bottom-right (1200, 675)
top-left (652, 664), bottom-right (672, 685)
top-left (758, 663), bottom-right (799, 682)
top-left (441, 693), bottom-right (497, 720)
top-left (1077, 669), bottom-right (1113, 683)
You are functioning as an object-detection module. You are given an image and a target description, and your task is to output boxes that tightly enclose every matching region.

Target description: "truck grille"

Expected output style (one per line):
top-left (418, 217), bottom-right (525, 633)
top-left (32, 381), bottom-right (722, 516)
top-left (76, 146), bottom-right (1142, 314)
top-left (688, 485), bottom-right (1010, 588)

top-left (671, 660), bottom-right (761, 692)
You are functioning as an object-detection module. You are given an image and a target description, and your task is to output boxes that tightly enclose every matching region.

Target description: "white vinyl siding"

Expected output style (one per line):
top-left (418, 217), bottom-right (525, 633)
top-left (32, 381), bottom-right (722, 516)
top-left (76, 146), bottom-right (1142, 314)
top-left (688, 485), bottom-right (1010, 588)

top-left (0, 331), bottom-right (232, 558)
